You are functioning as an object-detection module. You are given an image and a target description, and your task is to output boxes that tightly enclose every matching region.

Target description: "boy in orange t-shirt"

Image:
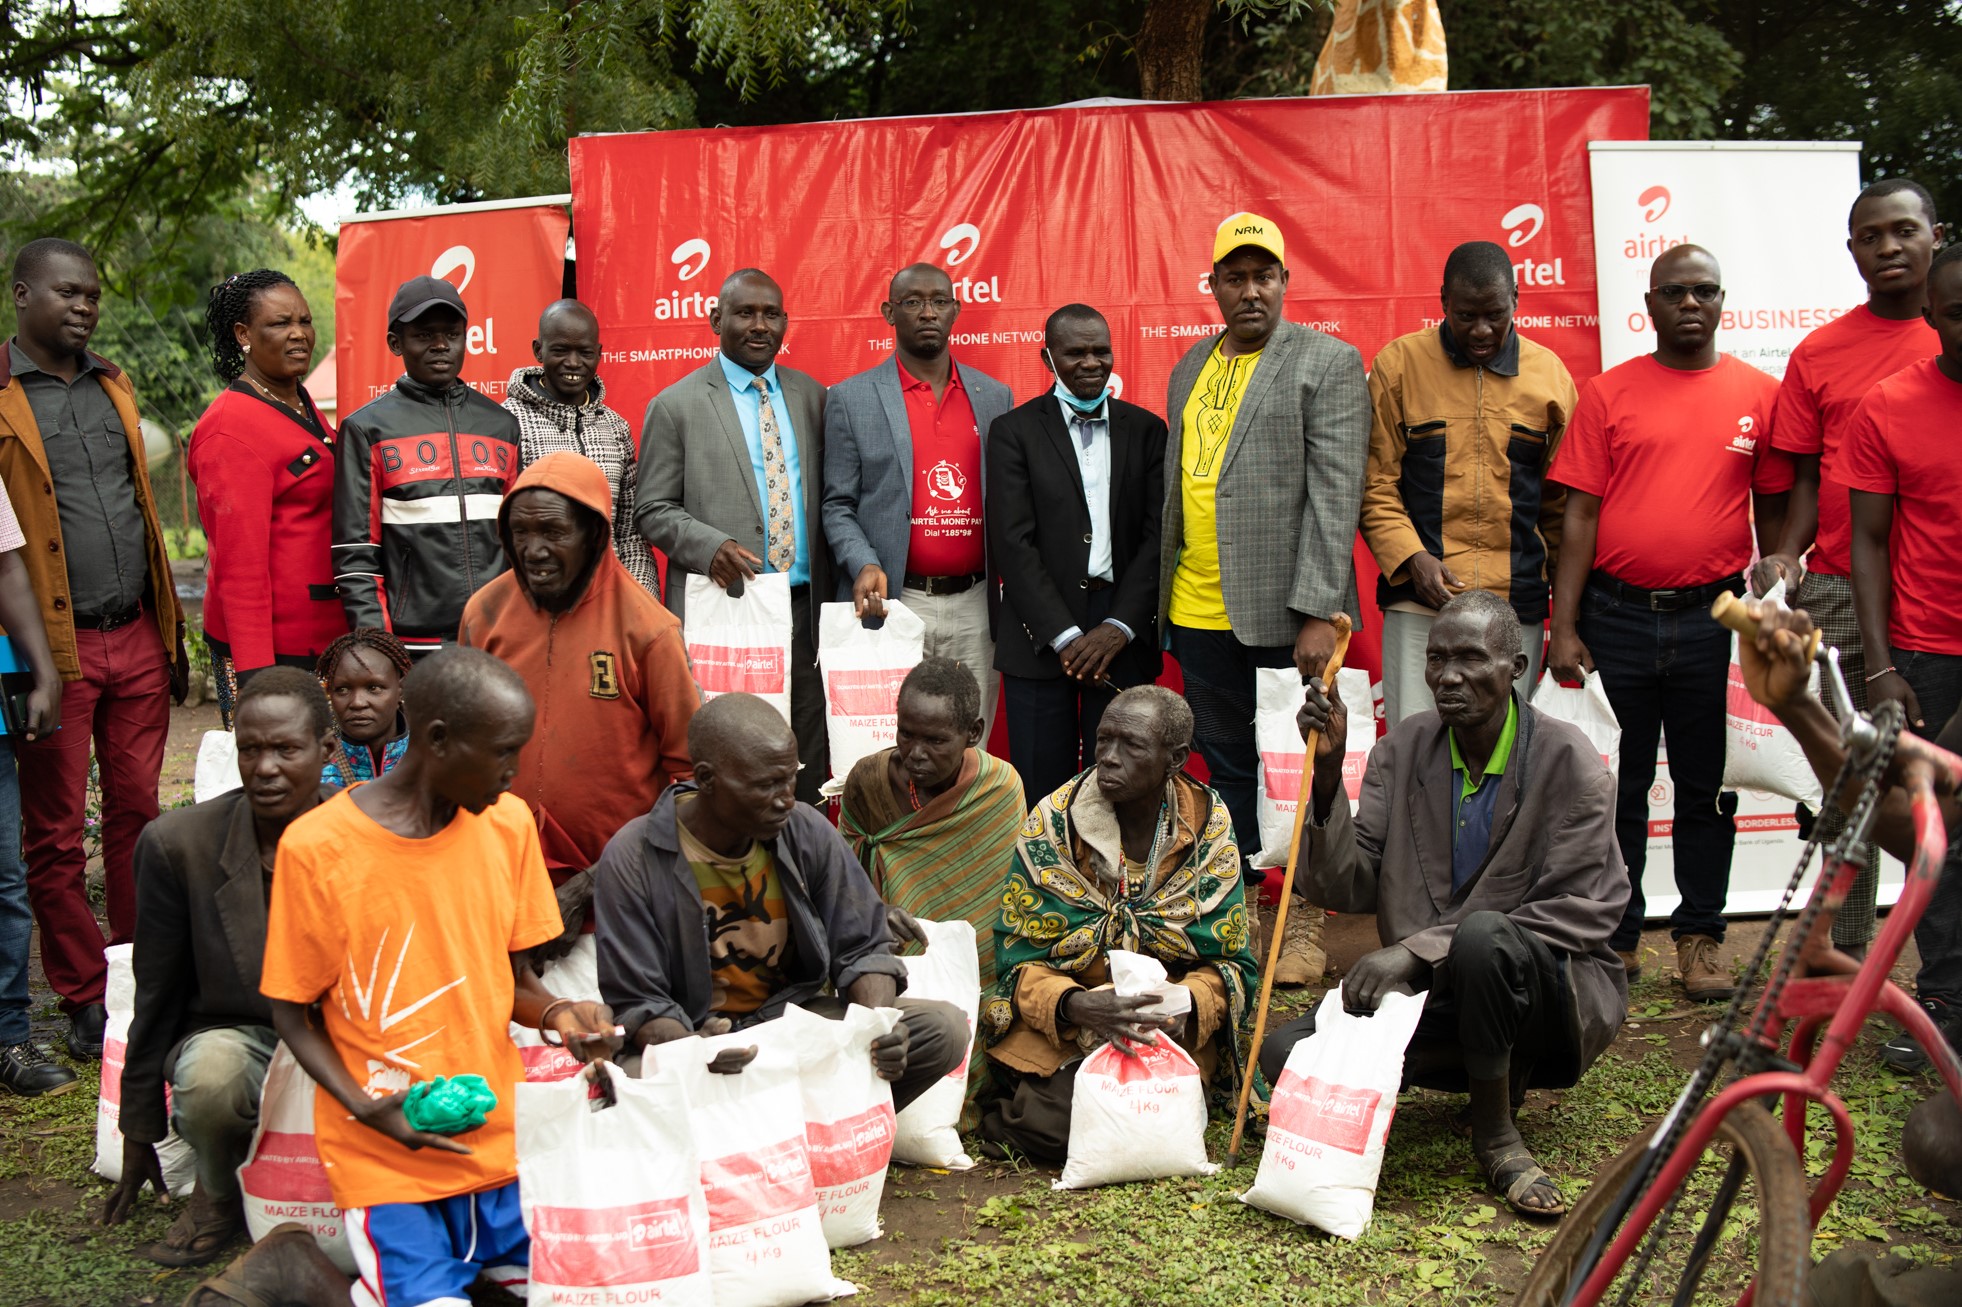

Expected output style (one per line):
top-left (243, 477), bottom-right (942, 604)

top-left (248, 648), bottom-right (619, 1307)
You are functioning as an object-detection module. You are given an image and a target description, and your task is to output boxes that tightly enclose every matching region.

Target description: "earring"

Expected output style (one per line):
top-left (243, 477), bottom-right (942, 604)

top-left (243, 343), bottom-right (251, 354)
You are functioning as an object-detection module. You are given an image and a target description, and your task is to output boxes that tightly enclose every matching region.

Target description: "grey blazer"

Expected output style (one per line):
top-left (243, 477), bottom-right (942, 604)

top-left (635, 358), bottom-right (830, 624)
top-left (1158, 319), bottom-right (1370, 647)
top-left (1302, 699), bottom-right (1631, 1085)
top-left (820, 355), bottom-right (1014, 596)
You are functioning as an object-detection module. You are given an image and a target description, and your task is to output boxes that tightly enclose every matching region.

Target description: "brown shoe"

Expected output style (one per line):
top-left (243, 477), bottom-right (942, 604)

top-left (1616, 949), bottom-right (1643, 982)
top-left (1676, 934), bottom-right (1735, 1002)
top-left (1274, 900), bottom-right (1328, 987)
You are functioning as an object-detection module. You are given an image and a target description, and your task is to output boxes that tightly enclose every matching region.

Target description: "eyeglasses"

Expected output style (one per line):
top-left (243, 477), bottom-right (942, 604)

top-left (895, 296), bottom-right (957, 314)
top-left (1653, 282), bottom-right (1723, 304)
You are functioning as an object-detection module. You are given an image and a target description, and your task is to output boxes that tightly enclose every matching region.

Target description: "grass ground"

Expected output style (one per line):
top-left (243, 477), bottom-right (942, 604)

top-left (1, 699), bottom-right (1956, 1304)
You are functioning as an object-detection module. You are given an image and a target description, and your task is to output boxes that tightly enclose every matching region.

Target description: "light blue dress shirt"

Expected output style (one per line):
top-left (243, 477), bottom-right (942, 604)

top-left (1048, 392), bottom-right (1134, 653)
top-left (718, 351), bottom-right (809, 585)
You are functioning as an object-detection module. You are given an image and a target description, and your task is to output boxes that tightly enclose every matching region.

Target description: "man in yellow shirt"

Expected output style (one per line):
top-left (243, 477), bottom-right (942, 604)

top-left (1159, 212), bottom-right (1370, 985)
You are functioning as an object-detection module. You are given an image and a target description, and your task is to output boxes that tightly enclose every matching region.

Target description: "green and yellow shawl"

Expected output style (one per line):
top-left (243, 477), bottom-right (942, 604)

top-left (983, 770), bottom-right (1258, 1090)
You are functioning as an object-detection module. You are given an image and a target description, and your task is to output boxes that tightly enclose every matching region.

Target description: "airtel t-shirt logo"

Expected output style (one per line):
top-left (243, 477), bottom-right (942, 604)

top-left (934, 220), bottom-right (1001, 303)
top-left (654, 237), bottom-right (718, 321)
top-left (429, 246), bottom-right (498, 356)
top-left (1499, 202), bottom-right (1565, 287)
top-left (1729, 414), bottom-right (1759, 456)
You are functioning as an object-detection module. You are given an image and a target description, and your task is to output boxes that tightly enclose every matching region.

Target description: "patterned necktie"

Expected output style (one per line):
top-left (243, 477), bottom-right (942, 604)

top-left (753, 377), bottom-right (797, 573)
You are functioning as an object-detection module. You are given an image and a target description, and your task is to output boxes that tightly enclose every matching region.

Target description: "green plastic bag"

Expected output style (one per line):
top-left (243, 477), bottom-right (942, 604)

top-left (401, 1074), bottom-right (498, 1135)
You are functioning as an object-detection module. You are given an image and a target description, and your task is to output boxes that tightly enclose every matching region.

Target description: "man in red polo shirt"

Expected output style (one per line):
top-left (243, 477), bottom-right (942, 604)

top-left (1547, 244), bottom-right (1790, 1002)
top-left (822, 264), bottom-right (1014, 729)
top-left (1842, 241), bottom-right (1962, 1071)
top-left (1756, 177), bottom-right (1943, 956)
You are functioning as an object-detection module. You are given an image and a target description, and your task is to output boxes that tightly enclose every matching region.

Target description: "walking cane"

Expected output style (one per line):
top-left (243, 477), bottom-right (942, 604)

top-left (1226, 612), bottom-right (1353, 1168)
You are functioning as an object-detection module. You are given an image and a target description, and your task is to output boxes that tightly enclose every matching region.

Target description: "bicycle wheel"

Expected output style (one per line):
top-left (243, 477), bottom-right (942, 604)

top-left (1517, 1100), bottom-right (1811, 1307)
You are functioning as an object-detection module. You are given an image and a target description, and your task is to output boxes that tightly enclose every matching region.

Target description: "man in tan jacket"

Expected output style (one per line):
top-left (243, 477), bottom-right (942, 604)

top-left (0, 238), bottom-right (183, 1059)
top-left (1362, 240), bottom-right (1576, 724)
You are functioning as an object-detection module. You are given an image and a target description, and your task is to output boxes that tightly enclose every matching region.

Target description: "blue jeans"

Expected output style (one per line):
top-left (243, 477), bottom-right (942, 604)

top-left (1897, 647), bottom-right (1962, 1003)
top-left (1169, 625), bottom-right (1296, 876)
top-left (0, 738), bottom-right (30, 1046)
top-left (1580, 582), bottom-right (1738, 949)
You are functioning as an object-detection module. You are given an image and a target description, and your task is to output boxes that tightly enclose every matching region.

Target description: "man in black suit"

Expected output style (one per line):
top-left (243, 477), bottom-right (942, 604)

top-left (987, 305), bottom-right (1168, 802)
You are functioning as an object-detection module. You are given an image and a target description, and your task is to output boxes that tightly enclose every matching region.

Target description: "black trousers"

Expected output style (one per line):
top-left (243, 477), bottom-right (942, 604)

top-left (789, 586), bottom-right (830, 807)
top-left (1258, 911), bottom-right (1570, 1088)
top-left (1002, 586), bottom-right (1122, 803)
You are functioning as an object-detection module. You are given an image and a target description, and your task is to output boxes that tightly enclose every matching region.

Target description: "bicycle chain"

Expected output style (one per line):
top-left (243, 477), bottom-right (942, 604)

top-left (1606, 700), bottom-right (1903, 1307)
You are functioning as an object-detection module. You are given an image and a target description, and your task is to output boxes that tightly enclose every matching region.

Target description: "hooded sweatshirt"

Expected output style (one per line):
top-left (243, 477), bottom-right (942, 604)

top-left (460, 453), bottom-right (699, 887)
top-left (503, 365), bottom-right (662, 597)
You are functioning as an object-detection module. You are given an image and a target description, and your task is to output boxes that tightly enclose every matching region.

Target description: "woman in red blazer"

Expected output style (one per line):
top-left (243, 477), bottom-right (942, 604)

top-left (188, 270), bottom-right (345, 723)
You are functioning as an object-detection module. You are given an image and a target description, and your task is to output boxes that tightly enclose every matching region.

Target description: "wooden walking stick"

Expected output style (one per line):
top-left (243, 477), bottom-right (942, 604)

top-left (1226, 612), bottom-right (1353, 1167)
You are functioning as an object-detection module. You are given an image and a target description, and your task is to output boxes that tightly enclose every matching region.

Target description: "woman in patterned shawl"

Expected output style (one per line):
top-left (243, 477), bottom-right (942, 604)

top-left (841, 657), bottom-right (1026, 986)
top-left (976, 685), bottom-right (1257, 1163)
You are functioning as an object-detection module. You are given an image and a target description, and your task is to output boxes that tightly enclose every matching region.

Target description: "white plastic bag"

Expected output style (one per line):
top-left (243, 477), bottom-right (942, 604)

top-left (683, 572), bottom-right (794, 720)
top-left (192, 729), bottom-right (241, 803)
top-left (817, 600), bottom-right (926, 781)
top-left (1723, 580), bottom-right (1823, 805)
top-left (92, 943), bottom-right (197, 1196)
top-left (892, 917), bottom-right (980, 1170)
top-left (237, 1043), bottom-right (356, 1273)
top-left (1253, 666), bottom-right (1375, 868)
top-left (777, 1005), bottom-right (902, 1248)
top-left (511, 935), bottom-right (601, 1083)
top-left (1239, 986), bottom-right (1428, 1239)
top-left (1055, 1034), bottom-right (1215, 1190)
top-left (647, 1034), bottom-right (846, 1307)
top-left (1532, 669), bottom-right (1621, 780)
top-left (517, 1062), bottom-right (713, 1307)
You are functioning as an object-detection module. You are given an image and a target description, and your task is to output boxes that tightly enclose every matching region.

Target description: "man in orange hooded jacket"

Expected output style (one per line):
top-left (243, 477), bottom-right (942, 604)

top-left (460, 452), bottom-right (699, 953)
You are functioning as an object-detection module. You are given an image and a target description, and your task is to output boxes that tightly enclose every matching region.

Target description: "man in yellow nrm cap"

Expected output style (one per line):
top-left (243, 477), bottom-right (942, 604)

top-left (1157, 211), bottom-right (1370, 986)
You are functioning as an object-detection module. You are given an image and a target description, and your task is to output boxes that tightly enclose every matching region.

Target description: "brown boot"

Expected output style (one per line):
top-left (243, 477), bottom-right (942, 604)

top-left (1617, 948), bottom-right (1643, 982)
top-left (1676, 934), bottom-right (1735, 1002)
top-left (1273, 900), bottom-right (1328, 988)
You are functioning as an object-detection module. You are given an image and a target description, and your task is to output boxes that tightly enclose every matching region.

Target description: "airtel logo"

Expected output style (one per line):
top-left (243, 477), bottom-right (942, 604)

top-left (1499, 203), bottom-right (1544, 248)
top-left (1107, 373), bottom-right (1125, 401)
top-left (939, 222), bottom-right (981, 266)
top-left (1738, 415), bottom-right (1755, 435)
top-left (430, 245), bottom-right (475, 292)
top-left (671, 238), bottom-right (711, 281)
top-left (1640, 185), bottom-right (1672, 223)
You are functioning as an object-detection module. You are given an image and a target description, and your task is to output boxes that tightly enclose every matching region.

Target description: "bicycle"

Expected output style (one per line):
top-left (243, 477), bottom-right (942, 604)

top-left (1519, 593), bottom-right (1962, 1307)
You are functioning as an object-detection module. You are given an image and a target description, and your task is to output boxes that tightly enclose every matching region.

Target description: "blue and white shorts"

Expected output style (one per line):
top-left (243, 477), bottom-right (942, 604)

top-left (345, 1180), bottom-right (529, 1307)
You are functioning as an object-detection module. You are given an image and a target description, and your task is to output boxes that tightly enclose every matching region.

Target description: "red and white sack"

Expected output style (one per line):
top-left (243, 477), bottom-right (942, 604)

top-left (517, 1062), bottom-right (712, 1307)
top-left (816, 600), bottom-right (925, 786)
top-left (511, 935), bottom-right (601, 1084)
top-left (1239, 986), bottom-right (1428, 1239)
top-left (92, 943), bottom-right (196, 1195)
top-left (237, 1043), bottom-right (356, 1273)
top-left (1723, 579), bottom-right (1823, 805)
top-left (1253, 666), bottom-right (1376, 868)
top-left (777, 1004), bottom-right (901, 1247)
top-left (1533, 669), bottom-right (1621, 781)
top-left (893, 917), bottom-right (980, 1170)
top-left (1056, 1035), bottom-right (1215, 1189)
top-left (646, 1035), bottom-right (848, 1307)
top-left (684, 573), bottom-right (794, 720)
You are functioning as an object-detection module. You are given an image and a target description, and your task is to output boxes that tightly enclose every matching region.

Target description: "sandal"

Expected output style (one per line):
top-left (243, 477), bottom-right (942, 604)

top-left (1479, 1140), bottom-right (1569, 1218)
top-left (143, 1191), bottom-right (245, 1268)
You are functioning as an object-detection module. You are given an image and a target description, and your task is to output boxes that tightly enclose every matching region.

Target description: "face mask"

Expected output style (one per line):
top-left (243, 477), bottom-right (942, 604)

top-left (1046, 351), bottom-right (1112, 415)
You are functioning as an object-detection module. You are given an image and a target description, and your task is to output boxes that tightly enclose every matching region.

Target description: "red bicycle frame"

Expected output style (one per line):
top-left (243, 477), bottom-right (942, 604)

top-left (1567, 739), bottom-right (1962, 1307)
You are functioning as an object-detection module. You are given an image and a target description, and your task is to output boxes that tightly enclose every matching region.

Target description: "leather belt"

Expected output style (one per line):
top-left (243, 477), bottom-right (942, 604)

top-left (1587, 570), bottom-right (1742, 613)
top-left (71, 603), bottom-right (143, 632)
top-left (1081, 578), bottom-right (1113, 592)
top-left (903, 572), bottom-right (985, 596)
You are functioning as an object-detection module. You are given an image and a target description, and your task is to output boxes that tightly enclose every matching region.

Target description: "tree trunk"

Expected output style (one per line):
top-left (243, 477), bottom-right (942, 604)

top-left (1136, 0), bottom-right (1213, 101)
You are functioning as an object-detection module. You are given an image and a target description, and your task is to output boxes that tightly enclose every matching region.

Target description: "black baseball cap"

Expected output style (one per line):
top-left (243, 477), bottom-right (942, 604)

top-left (388, 275), bottom-right (468, 327)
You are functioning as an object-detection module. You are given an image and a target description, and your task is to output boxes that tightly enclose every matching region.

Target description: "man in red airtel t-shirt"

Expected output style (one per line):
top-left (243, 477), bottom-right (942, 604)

top-left (821, 264), bottom-right (1014, 731)
top-left (1547, 244), bottom-right (1791, 1005)
top-left (1842, 242), bottom-right (1962, 1073)
top-left (1756, 178), bottom-right (1943, 956)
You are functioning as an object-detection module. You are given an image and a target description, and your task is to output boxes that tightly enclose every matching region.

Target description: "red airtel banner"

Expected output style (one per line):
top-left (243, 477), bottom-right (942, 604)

top-left (334, 197), bottom-right (571, 416)
top-left (570, 89), bottom-right (1650, 674)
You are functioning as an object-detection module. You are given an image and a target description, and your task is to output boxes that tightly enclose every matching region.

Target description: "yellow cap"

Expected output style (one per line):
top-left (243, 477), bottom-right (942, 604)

top-left (1213, 212), bottom-right (1285, 265)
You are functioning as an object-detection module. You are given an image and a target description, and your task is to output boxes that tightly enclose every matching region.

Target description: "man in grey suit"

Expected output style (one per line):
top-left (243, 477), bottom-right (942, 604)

top-left (1161, 212), bottom-right (1369, 986)
top-left (637, 268), bottom-right (832, 803)
top-left (821, 263), bottom-right (1014, 730)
